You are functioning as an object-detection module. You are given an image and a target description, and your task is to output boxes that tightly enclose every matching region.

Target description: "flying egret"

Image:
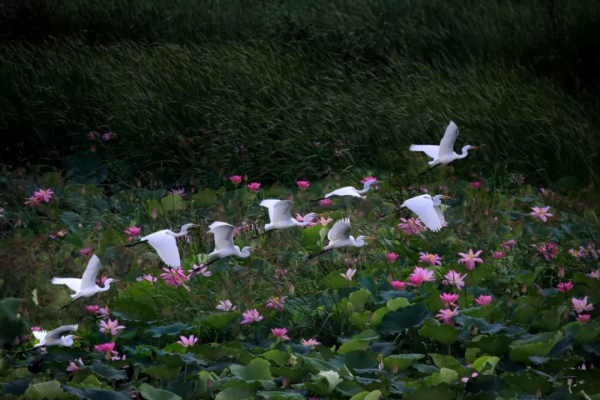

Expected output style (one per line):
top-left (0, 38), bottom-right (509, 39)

top-left (409, 121), bottom-right (477, 175)
top-left (252, 199), bottom-right (318, 239)
top-left (125, 223), bottom-right (197, 268)
top-left (206, 221), bottom-right (255, 265)
top-left (32, 325), bottom-right (81, 348)
top-left (306, 218), bottom-right (372, 261)
top-left (311, 180), bottom-right (382, 202)
top-left (52, 255), bottom-right (118, 308)
top-left (382, 194), bottom-right (450, 232)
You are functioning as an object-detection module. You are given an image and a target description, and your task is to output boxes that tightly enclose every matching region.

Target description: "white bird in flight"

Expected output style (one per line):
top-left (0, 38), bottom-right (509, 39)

top-left (126, 223), bottom-right (197, 268)
top-left (52, 255), bottom-right (118, 307)
top-left (410, 121), bottom-right (477, 174)
top-left (206, 222), bottom-right (255, 265)
top-left (399, 194), bottom-right (450, 232)
top-left (307, 218), bottom-right (371, 260)
top-left (33, 325), bottom-right (80, 348)
top-left (256, 199), bottom-right (318, 237)
top-left (313, 179), bottom-right (382, 202)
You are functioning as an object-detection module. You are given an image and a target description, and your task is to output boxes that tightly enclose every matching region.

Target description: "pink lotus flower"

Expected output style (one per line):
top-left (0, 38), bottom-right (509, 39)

top-left (96, 307), bottom-right (110, 319)
top-left (345, 258), bottom-right (357, 265)
top-left (247, 182), bottom-right (261, 192)
top-left (530, 206), bottom-right (553, 222)
top-left (470, 182), bottom-right (481, 190)
top-left (124, 226), bottom-right (141, 242)
top-left (500, 239), bottom-right (516, 250)
top-left (24, 196), bottom-right (40, 207)
top-left (86, 305), bottom-right (100, 314)
top-left (101, 132), bottom-right (113, 141)
top-left (319, 199), bottom-right (332, 207)
top-left (33, 188), bottom-right (54, 203)
top-left (558, 268), bottom-right (565, 278)
top-left (557, 282), bottom-right (574, 293)
top-left (57, 230), bottom-right (68, 237)
top-left (150, 208), bottom-right (157, 219)
top-left (189, 264), bottom-right (211, 277)
top-left (295, 213), bottom-right (316, 228)
top-left (461, 372), bottom-right (478, 383)
top-left (274, 269), bottom-right (288, 280)
top-left (319, 216), bottom-right (333, 226)
top-left (443, 270), bottom-right (467, 289)
top-left (30, 327), bottom-right (41, 332)
top-left (88, 131), bottom-right (99, 140)
top-left (457, 249), bottom-right (484, 270)
top-left (177, 335), bottom-right (198, 347)
top-left (136, 274), bottom-right (157, 284)
top-left (397, 218), bottom-right (427, 235)
top-left (80, 247), bottom-right (93, 257)
top-left (230, 175), bottom-right (242, 185)
top-left (385, 252), bottom-right (399, 262)
top-left (491, 251), bottom-right (504, 260)
top-left (240, 309), bottom-right (263, 325)
top-left (99, 318), bottom-right (125, 336)
top-left (95, 342), bottom-right (118, 359)
top-left (341, 268), bottom-right (356, 281)
top-left (536, 242), bottom-right (558, 260)
top-left (296, 181), bottom-right (310, 191)
top-left (160, 268), bottom-right (191, 291)
top-left (390, 281), bottom-right (406, 290)
top-left (409, 267), bottom-right (435, 287)
top-left (418, 252), bottom-right (442, 266)
top-left (266, 297), bottom-right (287, 311)
top-left (216, 300), bottom-right (237, 311)
top-left (436, 307), bottom-right (459, 325)
top-left (169, 188), bottom-right (186, 196)
top-left (66, 358), bottom-right (84, 372)
top-left (587, 243), bottom-right (598, 259)
top-left (302, 338), bottom-right (320, 347)
top-left (96, 276), bottom-right (108, 286)
top-left (475, 295), bottom-right (492, 306)
top-left (572, 296), bottom-right (594, 314)
top-left (440, 293), bottom-right (459, 308)
top-left (271, 328), bottom-right (291, 341)
top-left (577, 314), bottom-right (591, 323)
top-left (588, 270), bottom-right (600, 279)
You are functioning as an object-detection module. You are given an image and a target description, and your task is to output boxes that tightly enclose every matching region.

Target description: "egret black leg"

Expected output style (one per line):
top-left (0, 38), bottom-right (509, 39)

top-left (304, 249), bottom-right (332, 262)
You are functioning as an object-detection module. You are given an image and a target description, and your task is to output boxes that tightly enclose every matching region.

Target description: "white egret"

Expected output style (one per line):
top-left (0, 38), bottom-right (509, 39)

top-left (396, 194), bottom-right (450, 232)
top-left (125, 223), bottom-right (197, 268)
top-left (52, 255), bottom-right (118, 308)
top-left (32, 325), bottom-right (80, 348)
top-left (307, 218), bottom-right (372, 260)
top-left (252, 199), bottom-right (318, 238)
top-left (409, 121), bottom-right (477, 175)
top-left (312, 180), bottom-right (382, 202)
top-left (206, 221), bottom-right (255, 265)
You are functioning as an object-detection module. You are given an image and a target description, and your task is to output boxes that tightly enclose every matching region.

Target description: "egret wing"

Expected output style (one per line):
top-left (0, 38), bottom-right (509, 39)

top-left (45, 325), bottom-right (78, 340)
top-left (437, 121), bottom-right (459, 158)
top-left (328, 218), bottom-right (352, 241)
top-left (434, 205), bottom-right (446, 226)
top-left (260, 199), bottom-right (292, 223)
top-left (209, 222), bottom-right (235, 251)
top-left (145, 232), bottom-right (181, 268)
top-left (51, 278), bottom-right (82, 293)
top-left (409, 145), bottom-right (440, 160)
top-left (80, 255), bottom-right (101, 291)
top-left (402, 195), bottom-right (443, 232)
top-left (325, 187), bottom-right (357, 198)
top-left (32, 330), bottom-right (47, 341)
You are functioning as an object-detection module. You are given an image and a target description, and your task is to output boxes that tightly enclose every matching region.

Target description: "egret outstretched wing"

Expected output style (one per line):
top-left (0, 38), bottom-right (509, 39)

top-left (434, 206), bottom-right (446, 226)
top-left (209, 222), bottom-right (235, 251)
top-left (45, 325), bottom-right (78, 340)
top-left (80, 255), bottom-right (101, 291)
top-left (32, 330), bottom-right (47, 341)
top-left (409, 145), bottom-right (440, 160)
top-left (328, 218), bottom-right (352, 241)
top-left (402, 195), bottom-right (443, 232)
top-left (261, 199), bottom-right (293, 223)
top-left (437, 121), bottom-right (459, 158)
top-left (142, 231), bottom-right (181, 268)
top-left (51, 278), bottom-right (81, 293)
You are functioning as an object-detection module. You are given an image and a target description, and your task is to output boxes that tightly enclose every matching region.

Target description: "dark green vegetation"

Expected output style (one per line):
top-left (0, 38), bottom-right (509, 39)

top-left (1, 0), bottom-right (600, 185)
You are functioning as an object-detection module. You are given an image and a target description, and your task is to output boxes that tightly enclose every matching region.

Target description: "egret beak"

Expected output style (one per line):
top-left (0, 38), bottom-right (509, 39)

top-left (366, 236), bottom-right (375, 240)
top-left (443, 196), bottom-right (452, 200)
top-left (471, 146), bottom-right (478, 150)
top-left (74, 336), bottom-right (83, 340)
top-left (251, 247), bottom-right (260, 251)
top-left (377, 181), bottom-right (384, 183)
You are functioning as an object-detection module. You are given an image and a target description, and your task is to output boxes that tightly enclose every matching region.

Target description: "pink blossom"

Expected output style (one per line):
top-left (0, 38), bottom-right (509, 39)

top-left (274, 269), bottom-right (288, 280)
top-left (341, 268), bottom-right (356, 281)
top-left (409, 267), bottom-right (435, 287)
top-left (572, 296), bottom-right (594, 314)
top-left (390, 281), bottom-right (406, 290)
top-left (470, 182), bottom-right (481, 190)
top-left (150, 208), bottom-right (157, 219)
top-left (101, 132), bottom-right (113, 141)
top-left (33, 188), bottom-right (54, 203)
top-left (558, 268), bottom-right (565, 278)
top-left (96, 307), bottom-right (110, 319)
top-left (440, 293), bottom-right (459, 308)
top-left (124, 226), bottom-right (141, 242)
top-left (345, 258), bottom-right (357, 265)
top-left (443, 270), bottom-right (467, 289)
top-left (475, 295), bottom-right (492, 306)
top-left (160, 268), bottom-right (191, 291)
top-left (461, 372), bottom-right (478, 383)
top-left (457, 249), bottom-right (484, 270)
top-left (136, 274), bottom-right (157, 284)
top-left (216, 300), bottom-right (237, 311)
top-left (436, 307), bottom-right (459, 325)
top-left (588, 270), bottom-right (600, 279)
top-left (397, 218), bottom-right (427, 236)
top-left (169, 188), bottom-right (186, 196)
top-left (247, 182), bottom-right (261, 192)
top-left (80, 247), bottom-right (93, 257)
top-left (57, 230), bottom-right (68, 237)
top-left (266, 297), bottom-right (287, 311)
top-left (418, 252), bottom-right (442, 266)
top-left (318, 216), bottom-right (333, 226)
top-left (30, 326), bottom-right (41, 332)
top-left (24, 196), bottom-right (40, 207)
top-left (240, 309), bottom-right (263, 325)
top-left (587, 243), bottom-right (598, 259)
top-left (537, 242), bottom-right (558, 260)
top-left (88, 131), bottom-right (99, 140)
top-left (296, 181), bottom-right (310, 191)
top-left (189, 264), bottom-right (211, 277)
top-left (271, 328), bottom-right (291, 341)
top-left (385, 252), bottom-right (399, 262)
top-left (557, 282), bottom-right (574, 293)
top-left (289, 283), bottom-right (295, 294)
top-left (500, 240), bottom-right (515, 250)
top-left (230, 175), bottom-right (242, 185)
top-left (95, 342), bottom-right (118, 359)
top-left (66, 358), bottom-right (84, 372)
top-left (577, 314), bottom-right (591, 323)
top-left (302, 338), bottom-right (320, 347)
top-left (99, 318), bottom-right (125, 336)
top-left (177, 335), bottom-right (198, 347)
top-left (86, 305), bottom-right (100, 313)
top-left (319, 199), bottom-right (332, 207)
top-left (295, 213), bottom-right (316, 228)
top-left (96, 276), bottom-right (108, 286)
top-left (491, 251), bottom-right (504, 260)
top-left (530, 206), bottom-right (553, 222)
